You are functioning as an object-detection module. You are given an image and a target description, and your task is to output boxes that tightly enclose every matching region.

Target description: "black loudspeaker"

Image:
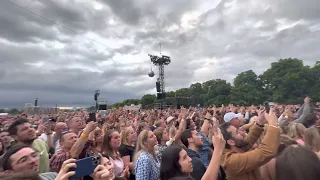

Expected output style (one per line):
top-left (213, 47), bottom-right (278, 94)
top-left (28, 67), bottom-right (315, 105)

top-left (157, 93), bottom-right (166, 100)
top-left (156, 82), bottom-right (161, 92)
top-left (94, 94), bottom-right (98, 101)
top-left (34, 98), bottom-right (38, 106)
top-left (98, 104), bottom-right (107, 110)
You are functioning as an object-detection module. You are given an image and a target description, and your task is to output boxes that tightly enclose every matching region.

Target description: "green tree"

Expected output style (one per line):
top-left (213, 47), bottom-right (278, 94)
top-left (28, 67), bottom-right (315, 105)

top-left (176, 88), bottom-right (191, 97)
top-left (141, 94), bottom-right (156, 107)
top-left (309, 61), bottom-right (320, 102)
top-left (122, 99), bottom-right (141, 105)
top-left (260, 58), bottom-right (312, 103)
top-left (204, 79), bottom-right (232, 106)
top-left (231, 70), bottom-right (265, 105)
top-left (9, 108), bottom-right (20, 115)
top-left (166, 91), bottom-right (176, 98)
top-left (189, 82), bottom-right (204, 105)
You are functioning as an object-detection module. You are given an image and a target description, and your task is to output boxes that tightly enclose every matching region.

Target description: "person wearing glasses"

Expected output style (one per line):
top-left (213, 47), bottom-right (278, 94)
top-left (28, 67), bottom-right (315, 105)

top-left (0, 144), bottom-right (112, 180)
top-left (0, 144), bottom-right (57, 179)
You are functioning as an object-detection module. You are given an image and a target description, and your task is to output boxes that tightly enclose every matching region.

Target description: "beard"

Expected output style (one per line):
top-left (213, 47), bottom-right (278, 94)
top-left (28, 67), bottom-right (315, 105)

top-left (234, 139), bottom-right (248, 149)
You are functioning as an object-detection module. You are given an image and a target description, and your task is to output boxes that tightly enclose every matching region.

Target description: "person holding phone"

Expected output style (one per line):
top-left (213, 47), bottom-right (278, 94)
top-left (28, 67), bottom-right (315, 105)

top-left (50, 121), bottom-right (97, 172)
top-left (0, 144), bottom-right (111, 180)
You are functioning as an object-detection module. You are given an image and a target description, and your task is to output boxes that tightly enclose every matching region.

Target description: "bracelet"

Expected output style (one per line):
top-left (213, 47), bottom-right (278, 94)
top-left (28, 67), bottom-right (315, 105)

top-left (256, 122), bottom-right (265, 128)
top-left (204, 118), bottom-right (211, 121)
top-left (80, 132), bottom-right (89, 139)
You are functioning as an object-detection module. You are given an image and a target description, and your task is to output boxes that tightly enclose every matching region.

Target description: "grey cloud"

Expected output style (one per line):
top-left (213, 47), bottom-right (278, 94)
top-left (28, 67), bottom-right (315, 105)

top-left (0, 1), bottom-right (57, 43)
top-left (0, 67), bottom-right (148, 107)
top-left (1, 0), bottom-right (320, 108)
top-left (270, 0), bottom-right (320, 21)
top-left (102, 0), bottom-right (142, 25)
top-left (0, 0), bottom-right (111, 43)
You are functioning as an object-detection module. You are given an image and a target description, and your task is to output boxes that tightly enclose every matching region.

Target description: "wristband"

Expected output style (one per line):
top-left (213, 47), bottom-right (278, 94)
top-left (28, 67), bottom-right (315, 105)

top-left (256, 122), bottom-right (265, 128)
top-left (80, 132), bottom-right (89, 139)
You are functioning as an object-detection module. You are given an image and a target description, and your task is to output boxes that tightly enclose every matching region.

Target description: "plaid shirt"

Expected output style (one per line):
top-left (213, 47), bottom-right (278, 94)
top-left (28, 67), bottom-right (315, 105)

top-left (50, 140), bottom-right (92, 172)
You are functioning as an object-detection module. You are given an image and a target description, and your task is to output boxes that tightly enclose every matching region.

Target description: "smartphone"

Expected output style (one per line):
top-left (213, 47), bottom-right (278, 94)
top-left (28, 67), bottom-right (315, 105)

top-left (87, 112), bottom-right (96, 123)
top-left (69, 155), bottom-right (101, 179)
top-left (264, 102), bottom-right (270, 113)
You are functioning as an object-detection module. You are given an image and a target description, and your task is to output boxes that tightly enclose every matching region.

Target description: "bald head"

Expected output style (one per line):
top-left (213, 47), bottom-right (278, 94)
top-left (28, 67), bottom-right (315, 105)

top-left (54, 122), bottom-right (68, 135)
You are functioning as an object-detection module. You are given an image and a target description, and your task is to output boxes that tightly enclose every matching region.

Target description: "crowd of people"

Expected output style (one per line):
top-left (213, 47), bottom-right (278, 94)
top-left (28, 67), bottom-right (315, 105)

top-left (0, 96), bottom-right (319, 180)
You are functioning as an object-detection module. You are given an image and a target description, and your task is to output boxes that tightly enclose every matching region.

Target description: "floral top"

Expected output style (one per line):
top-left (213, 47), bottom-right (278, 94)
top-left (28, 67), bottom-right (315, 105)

top-left (135, 151), bottom-right (160, 180)
top-left (155, 144), bottom-right (168, 162)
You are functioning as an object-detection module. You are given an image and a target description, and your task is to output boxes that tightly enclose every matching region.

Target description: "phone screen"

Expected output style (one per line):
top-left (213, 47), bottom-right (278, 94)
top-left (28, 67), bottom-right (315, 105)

top-left (264, 102), bottom-right (270, 113)
top-left (88, 112), bottom-right (96, 122)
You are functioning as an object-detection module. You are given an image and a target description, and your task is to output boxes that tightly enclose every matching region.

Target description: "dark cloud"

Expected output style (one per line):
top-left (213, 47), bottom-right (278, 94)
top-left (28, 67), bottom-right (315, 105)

top-left (0, 0), bottom-right (319, 108)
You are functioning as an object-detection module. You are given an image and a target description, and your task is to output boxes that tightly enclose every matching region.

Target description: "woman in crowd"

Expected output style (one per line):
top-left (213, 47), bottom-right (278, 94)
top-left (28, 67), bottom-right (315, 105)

top-left (287, 123), bottom-right (306, 145)
top-left (103, 130), bottom-right (129, 178)
top-left (303, 127), bottom-right (320, 154)
top-left (159, 124), bottom-right (225, 180)
top-left (134, 130), bottom-right (159, 180)
top-left (154, 127), bottom-right (170, 161)
top-left (137, 122), bottom-right (149, 135)
top-left (275, 145), bottom-right (320, 180)
top-left (102, 154), bottom-right (127, 180)
top-left (119, 126), bottom-right (136, 180)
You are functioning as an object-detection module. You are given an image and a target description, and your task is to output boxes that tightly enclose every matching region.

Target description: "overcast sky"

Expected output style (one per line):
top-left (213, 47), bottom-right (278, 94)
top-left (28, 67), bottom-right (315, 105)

top-left (0, 0), bottom-right (319, 108)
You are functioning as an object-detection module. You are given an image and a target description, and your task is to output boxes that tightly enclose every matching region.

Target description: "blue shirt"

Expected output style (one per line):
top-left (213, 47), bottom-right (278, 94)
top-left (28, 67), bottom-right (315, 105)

top-left (198, 130), bottom-right (212, 167)
top-left (135, 151), bottom-right (160, 180)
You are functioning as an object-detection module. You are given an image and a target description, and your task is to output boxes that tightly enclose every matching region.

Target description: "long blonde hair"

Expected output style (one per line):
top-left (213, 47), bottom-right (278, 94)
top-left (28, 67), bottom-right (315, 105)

top-left (287, 123), bottom-right (306, 139)
top-left (304, 127), bottom-right (320, 152)
top-left (120, 126), bottom-right (134, 146)
top-left (133, 130), bottom-right (154, 164)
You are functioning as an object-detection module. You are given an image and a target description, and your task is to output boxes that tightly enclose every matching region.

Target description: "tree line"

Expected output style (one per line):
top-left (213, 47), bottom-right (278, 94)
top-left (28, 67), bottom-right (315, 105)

top-left (109, 59), bottom-right (320, 108)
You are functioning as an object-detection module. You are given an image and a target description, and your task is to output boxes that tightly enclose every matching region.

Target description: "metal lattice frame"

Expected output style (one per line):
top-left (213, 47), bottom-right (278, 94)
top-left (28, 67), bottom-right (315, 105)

top-left (149, 54), bottom-right (171, 94)
top-left (158, 65), bottom-right (165, 93)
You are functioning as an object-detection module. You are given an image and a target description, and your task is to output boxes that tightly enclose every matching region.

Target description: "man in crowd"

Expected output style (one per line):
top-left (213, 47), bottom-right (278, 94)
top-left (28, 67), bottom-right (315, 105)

top-left (219, 108), bottom-right (280, 180)
top-left (181, 129), bottom-right (206, 180)
top-left (0, 129), bottom-right (12, 150)
top-left (50, 121), bottom-right (97, 172)
top-left (223, 112), bottom-right (243, 129)
top-left (67, 116), bottom-right (85, 135)
top-left (1, 144), bottom-right (110, 180)
top-left (8, 119), bottom-right (49, 173)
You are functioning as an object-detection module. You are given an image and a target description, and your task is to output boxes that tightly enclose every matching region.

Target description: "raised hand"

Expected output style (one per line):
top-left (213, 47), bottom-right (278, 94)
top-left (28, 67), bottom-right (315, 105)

top-left (264, 107), bottom-right (278, 126)
top-left (212, 122), bottom-right (225, 153)
top-left (55, 159), bottom-right (77, 180)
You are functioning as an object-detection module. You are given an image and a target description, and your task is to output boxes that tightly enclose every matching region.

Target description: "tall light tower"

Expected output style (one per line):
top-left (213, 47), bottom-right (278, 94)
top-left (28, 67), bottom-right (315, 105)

top-left (149, 54), bottom-right (171, 94)
top-left (94, 90), bottom-right (100, 111)
top-left (148, 45), bottom-right (171, 109)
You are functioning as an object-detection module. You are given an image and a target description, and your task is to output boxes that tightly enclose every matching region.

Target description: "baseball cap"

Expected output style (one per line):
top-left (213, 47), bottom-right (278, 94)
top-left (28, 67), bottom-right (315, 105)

top-left (224, 112), bottom-right (243, 123)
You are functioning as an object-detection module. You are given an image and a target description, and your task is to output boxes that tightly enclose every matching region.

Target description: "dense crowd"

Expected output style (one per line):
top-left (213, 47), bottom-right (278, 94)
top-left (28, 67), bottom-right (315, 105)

top-left (0, 97), bottom-right (319, 180)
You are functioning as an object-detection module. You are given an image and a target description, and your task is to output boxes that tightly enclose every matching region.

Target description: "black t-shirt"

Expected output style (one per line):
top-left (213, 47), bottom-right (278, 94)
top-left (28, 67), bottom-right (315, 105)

top-left (118, 144), bottom-right (135, 180)
top-left (118, 144), bottom-right (135, 161)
